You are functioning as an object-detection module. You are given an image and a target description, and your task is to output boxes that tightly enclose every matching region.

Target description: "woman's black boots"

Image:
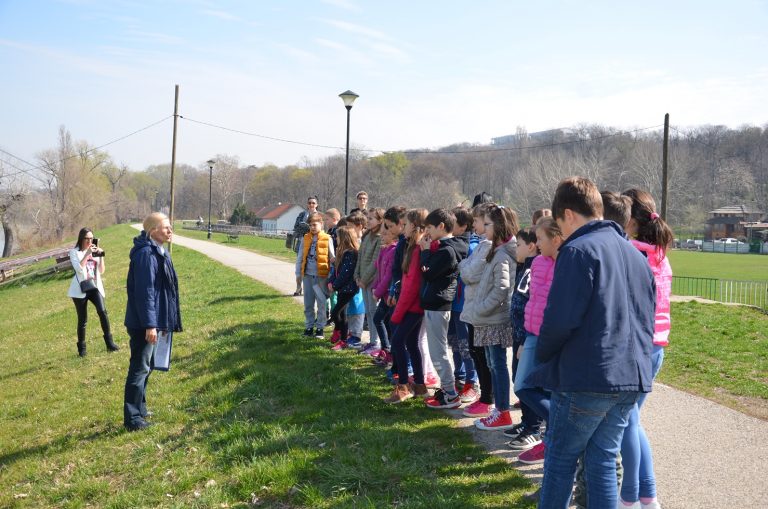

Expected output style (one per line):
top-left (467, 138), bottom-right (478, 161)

top-left (104, 333), bottom-right (120, 352)
top-left (77, 326), bottom-right (87, 357)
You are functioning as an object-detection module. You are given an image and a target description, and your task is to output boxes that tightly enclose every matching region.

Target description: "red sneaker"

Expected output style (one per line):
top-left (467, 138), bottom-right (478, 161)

top-left (329, 330), bottom-right (341, 343)
top-left (459, 382), bottom-right (479, 404)
top-left (425, 373), bottom-right (440, 389)
top-left (462, 401), bottom-right (493, 418)
top-left (474, 409), bottom-right (515, 431)
top-left (517, 441), bottom-right (546, 464)
top-left (331, 340), bottom-right (347, 351)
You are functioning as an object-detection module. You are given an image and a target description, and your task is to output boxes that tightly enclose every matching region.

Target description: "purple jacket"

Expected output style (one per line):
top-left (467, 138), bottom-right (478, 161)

top-left (372, 243), bottom-right (396, 300)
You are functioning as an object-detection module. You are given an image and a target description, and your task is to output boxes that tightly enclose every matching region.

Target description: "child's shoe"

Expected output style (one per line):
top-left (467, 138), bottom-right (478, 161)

top-left (458, 382), bottom-right (479, 404)
top-left (462, 401), bottom-right (493, 418)
top-left (516, 441), bottom-right (546, 464)
top-left (331, 340), bottom-right (347, 351)
top-left (619, 501), bottom-right (641, 509)
top-left (425, 389), bottom-right (462, 409)
top-left (425, 373), bottom-right (440, 389)
top-left (329, 330), bottom-right (341, 343)
top-left (411, 383), bottom-right (430, 398)
top-left (302, 327), bottom-right (313, 337)
top-left (506, 429), bottom-right (542, 451)
top-left (346, 336), bottom-right (362, 349)
top-left (640, 500), bottom-right (661, 509)
top-left (384, 384), bottom-right (413, 404)
top-left (475, 408), bottom-right (515, 431)
top-left (313, 327), bottom-right (325, 339)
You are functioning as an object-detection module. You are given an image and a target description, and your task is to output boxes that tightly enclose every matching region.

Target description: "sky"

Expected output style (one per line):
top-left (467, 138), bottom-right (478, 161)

top-left (1, 0), bottom-right (767, 173)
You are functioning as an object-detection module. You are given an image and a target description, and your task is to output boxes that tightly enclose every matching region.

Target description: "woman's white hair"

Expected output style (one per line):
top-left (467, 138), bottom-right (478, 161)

top-left (143, 212), bottom-right (169, 233)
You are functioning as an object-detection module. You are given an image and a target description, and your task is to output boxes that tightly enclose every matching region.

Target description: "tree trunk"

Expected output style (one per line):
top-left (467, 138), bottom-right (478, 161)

top-left (2, 217), bottom-right (14, 257)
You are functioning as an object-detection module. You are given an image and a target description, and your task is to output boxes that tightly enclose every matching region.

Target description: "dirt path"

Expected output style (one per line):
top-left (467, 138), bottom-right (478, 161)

top-left (162, 229), bottom-right (768, 508)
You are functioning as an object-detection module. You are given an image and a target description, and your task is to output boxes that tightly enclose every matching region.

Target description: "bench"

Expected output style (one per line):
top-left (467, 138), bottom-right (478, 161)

top-left (227, 233), bottom-right (240, 243)
top-left (0, 268), bottom-right (14, 282)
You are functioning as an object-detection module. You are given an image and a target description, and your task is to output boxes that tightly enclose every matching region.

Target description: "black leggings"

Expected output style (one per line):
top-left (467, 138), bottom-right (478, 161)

top-left (72, 290), bottom-right (112, 342)
top-left (468, 324), bottom-right (494, 404)
top-left (330, 291), bottom-right (356, 339)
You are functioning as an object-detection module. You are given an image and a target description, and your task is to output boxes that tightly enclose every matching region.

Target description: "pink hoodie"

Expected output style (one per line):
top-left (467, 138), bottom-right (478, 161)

top-left (524, 255), bottom-right (555, 336)
top-left (372, 243), bottom-right (396, 300)
top-left (632, 240), bottom-right (672, 346)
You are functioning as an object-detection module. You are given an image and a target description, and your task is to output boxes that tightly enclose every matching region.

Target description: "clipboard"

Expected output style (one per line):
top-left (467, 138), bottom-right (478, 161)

top-left (153, 330), bottom-right (173, 371)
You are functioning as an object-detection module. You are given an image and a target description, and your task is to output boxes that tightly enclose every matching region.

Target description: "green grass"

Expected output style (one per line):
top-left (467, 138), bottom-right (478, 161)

top-left (0, 225), bottom-right (534, 509)
top-left (661, 301), bottom-right (768, 419)
top-left (668, 250), bottom-right (768, 281)
top-left (173, 222), bottom-right (296, 262)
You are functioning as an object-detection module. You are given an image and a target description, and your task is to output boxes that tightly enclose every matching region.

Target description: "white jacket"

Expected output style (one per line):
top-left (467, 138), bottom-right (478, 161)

top-left (67, 248), bottom-right (105, 299)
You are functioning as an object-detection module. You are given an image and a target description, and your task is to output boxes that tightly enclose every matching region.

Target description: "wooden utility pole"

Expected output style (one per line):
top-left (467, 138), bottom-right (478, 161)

top-left (661, 113), bottom-right (669, 220)
top-left (169, 84), bottom-right (179, 252)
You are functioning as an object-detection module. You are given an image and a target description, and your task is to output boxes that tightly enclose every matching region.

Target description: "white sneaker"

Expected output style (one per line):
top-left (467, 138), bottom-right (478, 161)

top-left (618, 501), bottom-right (641, 509)
top-left (641, 501), bottom-right (661, 509)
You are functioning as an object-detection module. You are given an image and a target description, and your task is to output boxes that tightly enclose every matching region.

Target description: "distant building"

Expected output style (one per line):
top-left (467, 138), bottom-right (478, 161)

top-left (492, 128), bottom-right (578, 146)
top-left (252, 203), bottom-right (304, 232)
top-left (705, 205), bottom-right (764, 240)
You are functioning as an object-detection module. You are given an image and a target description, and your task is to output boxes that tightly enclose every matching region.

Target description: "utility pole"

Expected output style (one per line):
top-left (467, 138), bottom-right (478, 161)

top-left (169, 84), bottom-right (180, 252)
top-left (661, 113), bottom-right (669, 221)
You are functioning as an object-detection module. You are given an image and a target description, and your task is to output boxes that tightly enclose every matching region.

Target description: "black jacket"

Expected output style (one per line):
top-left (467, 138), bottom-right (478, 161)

top-left (419, 236), bottom-right (469, 311)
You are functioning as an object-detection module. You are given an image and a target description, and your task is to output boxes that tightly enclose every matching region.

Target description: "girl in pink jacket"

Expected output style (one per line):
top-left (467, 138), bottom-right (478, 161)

top-left (619, 188), bottom-right (674, 509)
top-left (367, 227), bottom-right (398, 358)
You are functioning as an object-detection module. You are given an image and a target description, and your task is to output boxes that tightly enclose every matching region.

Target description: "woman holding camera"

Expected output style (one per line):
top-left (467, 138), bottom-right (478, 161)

top-left (67, 228), bottom-right (119, 357)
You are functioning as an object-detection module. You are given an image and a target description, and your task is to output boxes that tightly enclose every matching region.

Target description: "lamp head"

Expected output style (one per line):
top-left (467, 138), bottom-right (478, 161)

top-left (339, 90), bottom-right (359, 109)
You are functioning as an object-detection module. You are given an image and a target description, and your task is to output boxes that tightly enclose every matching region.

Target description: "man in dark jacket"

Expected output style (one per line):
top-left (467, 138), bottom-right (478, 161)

top-left (123, 212), bottom-right (182, 431)
top-left (419, 208), bottom-right (469, 409)
top-left (530, 177), bottom-right (655, 508)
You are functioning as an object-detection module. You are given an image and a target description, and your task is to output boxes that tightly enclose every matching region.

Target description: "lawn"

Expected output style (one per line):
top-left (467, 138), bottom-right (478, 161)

top-left (667, 250), bottom-right (768, 281)
top-left (173, 222), bottom-right (296, 263)
top-left (0, 225), bottom-right (534, 509)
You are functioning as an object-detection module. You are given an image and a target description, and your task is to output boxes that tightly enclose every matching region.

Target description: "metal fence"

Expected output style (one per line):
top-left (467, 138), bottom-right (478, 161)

top-left (672, 276), bottom-right (768, 310)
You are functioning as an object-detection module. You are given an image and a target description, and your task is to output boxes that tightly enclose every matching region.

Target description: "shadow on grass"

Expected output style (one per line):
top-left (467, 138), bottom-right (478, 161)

top-left (208, 294), bottom-right (286, 305)
top-left (0, 427), bottom-right (115, 467)
top-left (174, 318), bottom-right (534, 509)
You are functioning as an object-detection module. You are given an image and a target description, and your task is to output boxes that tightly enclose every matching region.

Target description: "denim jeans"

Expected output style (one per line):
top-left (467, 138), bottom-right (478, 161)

top-left (539, 390), bottom-right (641, 509)
top-left (390, 312), bottom-right (423, 384)
top-left (362, 287), bottom-right (379, 345)
top-left (123, 327), bottom-right (157, 427)
top-left (513, 342), bottom-right (543, 431)
top-left (302, 275), bottom-right (328, 329)
top-left (620, 345), bottom-right (665, 502)
top-left (449, 313), bottom-right (477, 384)
top-left (373, 300), bottom-right (391, 350)
top-left (484, 344), bottom-right (511, 411)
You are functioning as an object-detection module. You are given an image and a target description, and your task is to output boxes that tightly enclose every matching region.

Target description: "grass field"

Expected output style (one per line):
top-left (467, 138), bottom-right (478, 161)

top-left (0, 225), bottom-right (534, 509)
top-left (667, 250), bottom-right (768, 281)
top-left (172, 222), bottom-right (296, 263)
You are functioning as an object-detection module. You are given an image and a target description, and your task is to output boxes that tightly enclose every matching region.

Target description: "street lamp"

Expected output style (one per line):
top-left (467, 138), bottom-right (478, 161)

top-left (206, 159), bottom-right (215, 239)
top-left (339, 90), bottom-right (359, 214)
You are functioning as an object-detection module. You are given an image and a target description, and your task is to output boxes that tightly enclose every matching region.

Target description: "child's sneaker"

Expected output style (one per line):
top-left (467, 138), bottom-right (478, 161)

top-left (346, 336), bottom-right (362, 349)
top-left (507, 429), bottom-right (542, 451)
top-left (303, 327), bottom-right (313, 337)
top-left (425, 373), bottom-right (440, 389)
top-left (516, 441), bottom-right (545, 464)
top-left (619, 501), bottom-right (641, 509)
top-left (502, 422), bottom-right (526, 438)
top-left (458, 382), bottom-right (479, 404)
top-left (411, 383), bottom-right (430, 398)
top-left (475, 409), bottom-right (515, 431)
top-left (329, 330), bottom-right (341, 343)
top-left (640, 500), bottom-right (661, 509)
top-left (313, 327), bottom-right (325, 339)
top-left (462, 401), bottom-right (493, 418)
top-left (331, 340), bottom-right (347, 351)
top-left (362, 346), bottom-right (381, 357)
top-left (425, 389), bottom-right (462, 409)
top-left (384, 384), bottom-right (413, 404)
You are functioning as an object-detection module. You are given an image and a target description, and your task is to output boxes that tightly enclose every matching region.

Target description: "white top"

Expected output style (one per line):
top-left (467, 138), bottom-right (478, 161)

top-left (67, 248), bottom-right (105, 298)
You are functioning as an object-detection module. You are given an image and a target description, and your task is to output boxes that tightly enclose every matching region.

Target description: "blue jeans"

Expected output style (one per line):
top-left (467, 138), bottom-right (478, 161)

top-left (484, 345), bottom-right (511, 411)
top-left (373, 300), bottom-right (391, 350)
top-left (539, 390), bottom-right (641, 509)
top-left (390, 312), bottom-right (423, 384)
top-left (449, 313), bottom-right (477, 384)
top-left (620, 346), bottom-right (665, 502)
top-left (513, 342), bottom-right (543, 431)
top-left (123, 328), bottom-right (157, 427)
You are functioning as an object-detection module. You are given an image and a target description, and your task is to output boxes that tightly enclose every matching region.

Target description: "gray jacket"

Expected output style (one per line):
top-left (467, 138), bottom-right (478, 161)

top-left (458, 239), bottom-right (491, 324)
top-left (354, 232), bottom-right (381, 286)
top-left (460, 238), bottom-right (516, 326)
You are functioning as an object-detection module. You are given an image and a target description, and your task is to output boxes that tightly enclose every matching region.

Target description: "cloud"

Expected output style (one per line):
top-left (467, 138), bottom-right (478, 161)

top-left (322, 19), bottom-right (388, 40)
top-left (320, 0), bottom-right (361, 12)
top-left (200, 9), bottom-right (240, 21)
top-left (314, 38), bottom-right (373, 66)
top-left (122, 30), bottom-right (185, 45)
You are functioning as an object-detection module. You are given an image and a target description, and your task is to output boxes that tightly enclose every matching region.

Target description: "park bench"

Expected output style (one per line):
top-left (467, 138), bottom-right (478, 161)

top-left (54, 255), bottom-right (72, 272)
top-left (0, 268), bottom-right (14, 281)
top-left (227, 233), bottom-right (240, 243)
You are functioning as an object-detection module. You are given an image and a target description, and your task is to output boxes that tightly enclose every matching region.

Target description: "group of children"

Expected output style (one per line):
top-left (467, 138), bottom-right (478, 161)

top-left (294, 179), bottom-right (673, 509)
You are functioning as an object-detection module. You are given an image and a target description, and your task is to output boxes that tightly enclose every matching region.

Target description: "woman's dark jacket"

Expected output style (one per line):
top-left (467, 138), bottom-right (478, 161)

top-left (124, 231), bottom-right (183, 333)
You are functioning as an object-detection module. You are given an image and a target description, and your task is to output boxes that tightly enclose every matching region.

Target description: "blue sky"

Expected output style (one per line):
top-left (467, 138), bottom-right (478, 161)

top-left (1, 0), bottom-right (767, 171)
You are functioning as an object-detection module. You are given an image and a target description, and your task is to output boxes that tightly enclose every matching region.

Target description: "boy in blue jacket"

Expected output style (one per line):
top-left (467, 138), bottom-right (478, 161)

top-left (530, 177), bottom-right (656, 508)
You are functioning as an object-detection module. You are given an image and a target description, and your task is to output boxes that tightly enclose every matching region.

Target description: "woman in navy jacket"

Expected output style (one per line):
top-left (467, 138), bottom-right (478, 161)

top-left (123, 212), bottom-right (182, 431)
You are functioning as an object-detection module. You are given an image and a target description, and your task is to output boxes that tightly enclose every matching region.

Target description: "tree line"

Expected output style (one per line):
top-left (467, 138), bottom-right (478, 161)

top-left (1, 122), bottom-right (767, 256)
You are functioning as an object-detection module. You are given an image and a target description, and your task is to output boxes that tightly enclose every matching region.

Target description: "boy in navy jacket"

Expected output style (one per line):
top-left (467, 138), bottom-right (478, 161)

top-left (530, 177), bottom-right (656, 508)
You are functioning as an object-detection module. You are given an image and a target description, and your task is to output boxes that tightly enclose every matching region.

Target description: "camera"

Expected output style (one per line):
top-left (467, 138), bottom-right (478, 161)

top-left (92, 238), bottom-right (105, 258)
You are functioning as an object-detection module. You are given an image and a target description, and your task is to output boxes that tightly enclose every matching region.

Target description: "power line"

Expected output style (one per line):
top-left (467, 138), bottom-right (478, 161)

top-left (180, 115), bottom-right (663, 156)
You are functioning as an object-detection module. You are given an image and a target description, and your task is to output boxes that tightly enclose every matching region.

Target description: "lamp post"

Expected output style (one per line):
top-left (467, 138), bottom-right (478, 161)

top-left (339, 90), bottom-right (359, 215)
top-left (206, 159), bottom-right (215, 239)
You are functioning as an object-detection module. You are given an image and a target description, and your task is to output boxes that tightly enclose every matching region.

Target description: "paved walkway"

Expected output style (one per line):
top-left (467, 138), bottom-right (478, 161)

top-left (165, 230), bottom-right (768, 509)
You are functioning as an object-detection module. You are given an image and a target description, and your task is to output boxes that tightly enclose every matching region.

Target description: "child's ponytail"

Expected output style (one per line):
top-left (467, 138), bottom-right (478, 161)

top-left (622, 188), bottom-right (674, 251)
top-left (402, 208), bottom-right (428, 274)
